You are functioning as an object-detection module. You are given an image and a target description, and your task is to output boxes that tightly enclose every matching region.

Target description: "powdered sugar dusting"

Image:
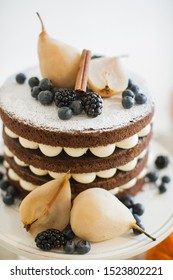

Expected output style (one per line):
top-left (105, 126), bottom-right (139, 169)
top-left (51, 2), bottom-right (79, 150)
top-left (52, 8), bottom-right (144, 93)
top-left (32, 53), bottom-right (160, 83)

top-left (0, 67), bottom-right (153, 132)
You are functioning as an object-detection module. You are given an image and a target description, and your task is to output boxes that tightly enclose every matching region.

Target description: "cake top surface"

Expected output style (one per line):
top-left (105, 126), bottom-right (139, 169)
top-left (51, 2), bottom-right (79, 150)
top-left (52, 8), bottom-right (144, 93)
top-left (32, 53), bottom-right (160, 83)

top-left (0, 67), bottom-right (153, 132)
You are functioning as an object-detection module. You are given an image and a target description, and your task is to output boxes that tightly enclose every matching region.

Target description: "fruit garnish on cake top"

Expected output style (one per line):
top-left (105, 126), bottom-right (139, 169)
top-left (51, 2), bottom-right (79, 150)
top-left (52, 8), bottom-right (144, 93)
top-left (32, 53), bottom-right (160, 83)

top-left (37, 12), bottom-right (81, 89)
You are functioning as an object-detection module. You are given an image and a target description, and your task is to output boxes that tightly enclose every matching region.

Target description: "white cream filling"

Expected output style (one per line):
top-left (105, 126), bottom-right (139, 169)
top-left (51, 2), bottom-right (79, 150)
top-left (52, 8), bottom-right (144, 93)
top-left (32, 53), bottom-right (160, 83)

top-left (3, 160), bottom-right (10, 168)
top-left (39, 144), bottom-right (62, 157)
top-left (4, 145), bottom-right (147, 184)
top-left (72, 173), bottom-right (96, 184)
top-left (29, 165), bottom-right (48, 176)
top-left (19, 137), bottom-right (39, 149)
top-left (4, 146), bottom-right (13, 157)
top-left (96, 168), bottom-right (117, 178)
top-left (138, 124), bottom-right (151, 137)
top-left (14, 156), bottom-right (27, 167)
top-left (64, 147), bottom-right (88, 157)
top-left (118, 158), bottom-right (137, 171)
top-left (90, 143), bottom-right (116, 157)
top-left (4, 124), bottom-right (151, 158)
top-left (110, 167), bottom-right (146, 195)
top-left (4, 127), bottom-right (18, 138)
top-left (116, 134), bottom-right (138, 149)
top-left (8, 168), bottom-right (20, 181)
top-left (19, 179), bottom-right (38, 191)
top-left (7, 165), bottom-right (146, 193)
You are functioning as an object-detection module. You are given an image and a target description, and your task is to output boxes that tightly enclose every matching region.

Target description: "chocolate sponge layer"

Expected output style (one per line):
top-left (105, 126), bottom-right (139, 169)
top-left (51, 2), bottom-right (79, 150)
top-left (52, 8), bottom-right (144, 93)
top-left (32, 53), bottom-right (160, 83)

top-left (5, 152), bottom-right (148, 198)
top-left (3, 130), bottom-right (151, 173)
top-left (0, 106), bottom-right (154, 147)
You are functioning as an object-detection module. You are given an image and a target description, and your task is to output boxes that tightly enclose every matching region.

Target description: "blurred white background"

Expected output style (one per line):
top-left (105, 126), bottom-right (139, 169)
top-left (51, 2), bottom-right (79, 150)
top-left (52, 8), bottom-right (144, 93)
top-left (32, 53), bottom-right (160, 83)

top-left (0, 0), bottom-right (173, 135)
top-left (0, 0), bottom-right (173, 259)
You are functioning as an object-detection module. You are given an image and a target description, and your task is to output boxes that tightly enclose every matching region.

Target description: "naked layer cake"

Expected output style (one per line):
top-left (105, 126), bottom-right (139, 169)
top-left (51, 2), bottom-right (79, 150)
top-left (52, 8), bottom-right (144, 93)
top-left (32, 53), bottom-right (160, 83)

top-left (0, 66), bottom-right (154, 199)
top-left (0, 13), bottom-right (154, 202)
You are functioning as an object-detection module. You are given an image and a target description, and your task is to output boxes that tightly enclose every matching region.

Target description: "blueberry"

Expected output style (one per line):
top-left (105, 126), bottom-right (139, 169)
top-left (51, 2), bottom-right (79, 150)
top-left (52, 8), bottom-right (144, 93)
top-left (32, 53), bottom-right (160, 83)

top-left (63, 240), bottom-right (76, 254)
top-left (132, 203), bottom-right (145, 216)
top-left (135, 93), bottom-right (147, 104)
top-left (122, 89), bottom-right (135, 98)
top-left (133, 223), bottom-right (145, 235)
top-left (39, 78), bottom-right (52, 90)
top-left (162, 176), bottom-right (171, 184)
top-left (0, 180), bottom-right (10, 190)
top-left (133, 214), bottom-right (141, 224)
top-left (76, 240), bottom-right (91, 254)
top-left (7, 185), bottom-right (18, 197)
top-left (28, 77), bottom-right (40, 88)
top-left (120, 195), bottom-right (134, 208)
top-left (51, 87), bottom-right (60, 94)
top-left (122, 96), bottom-right (135, 109)
top-left (0, 171), bottom-right (4, 180)
top-left (38, 90), bottom-right (54, 105)
top-left (15, 73), bottom-right (26, 84)
top-left (130, 84), bottom-right (140, 94)
top-left (31, 86), bottom-right (41, 99)
top-left (127, 79), bottom-right (133, 89)
top-left (63, 226), bottom-right (75, 240)
top-left (155, 155), bottom-right (169, 169)
top-left (58, 107), bottom-right (73, 120)
top-left (0, 155), bottom-right (4, 164)
top-left (2, 193), bottom-right (14, 205)
top-left (145, 171), bottom-right (159, 183)
top-left (70, 100), bottom-right (83, 115)
top-left (158, 183), bottom-right (167, 194)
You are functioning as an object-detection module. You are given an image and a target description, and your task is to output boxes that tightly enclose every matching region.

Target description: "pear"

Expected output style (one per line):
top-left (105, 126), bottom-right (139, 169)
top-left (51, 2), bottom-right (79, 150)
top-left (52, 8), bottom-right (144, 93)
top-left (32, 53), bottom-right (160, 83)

top-left (37, 13), bottom-right (81, 88)
top-left (19, 174), bottom-right (71, 237)
top-left (70, 188), bottom-right (156, 242)
top-left (88, 56), bottom-right (128, 97)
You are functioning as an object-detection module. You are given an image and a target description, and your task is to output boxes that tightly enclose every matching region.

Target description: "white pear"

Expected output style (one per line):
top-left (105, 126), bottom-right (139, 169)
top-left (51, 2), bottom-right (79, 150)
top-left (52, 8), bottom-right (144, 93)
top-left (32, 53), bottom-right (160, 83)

top-left (88, 56), bottom-right (128, 97)
top-left (37, 13), bottom-right (81, 88)
top-left (70, 188), bottom-right (156, 242)
top-left (19, 174), bottom-right (71, 237)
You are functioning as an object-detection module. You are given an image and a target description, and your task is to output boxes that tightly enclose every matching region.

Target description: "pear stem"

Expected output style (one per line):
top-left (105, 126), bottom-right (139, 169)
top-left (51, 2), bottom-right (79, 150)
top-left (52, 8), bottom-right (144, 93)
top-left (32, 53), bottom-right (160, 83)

top-left (133, 224), bottom-right (156, 241)
top-left (36, 12), bottom-right (45, 33)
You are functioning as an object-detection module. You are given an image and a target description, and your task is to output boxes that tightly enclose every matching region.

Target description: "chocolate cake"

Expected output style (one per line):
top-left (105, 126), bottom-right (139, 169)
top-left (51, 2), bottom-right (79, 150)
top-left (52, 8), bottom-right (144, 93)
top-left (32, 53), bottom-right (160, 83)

top-left (0, 66), bottom-right (154, 199)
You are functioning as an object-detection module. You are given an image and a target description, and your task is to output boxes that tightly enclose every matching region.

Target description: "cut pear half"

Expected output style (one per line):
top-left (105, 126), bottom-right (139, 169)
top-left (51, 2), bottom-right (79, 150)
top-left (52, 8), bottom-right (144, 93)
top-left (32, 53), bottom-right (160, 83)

top-left (88, 56), bottom-right (128, 97)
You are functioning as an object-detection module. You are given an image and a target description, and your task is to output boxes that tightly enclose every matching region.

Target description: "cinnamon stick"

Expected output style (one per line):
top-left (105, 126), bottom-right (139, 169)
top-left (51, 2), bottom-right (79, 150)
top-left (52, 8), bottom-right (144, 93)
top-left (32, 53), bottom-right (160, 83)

top-left (75, 49), bottom-right (91, 92)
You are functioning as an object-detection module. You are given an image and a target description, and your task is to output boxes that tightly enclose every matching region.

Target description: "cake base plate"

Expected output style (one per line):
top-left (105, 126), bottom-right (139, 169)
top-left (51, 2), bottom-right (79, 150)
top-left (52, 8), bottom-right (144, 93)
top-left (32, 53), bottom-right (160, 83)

top-left (0, 140), bottom-right (173, 260)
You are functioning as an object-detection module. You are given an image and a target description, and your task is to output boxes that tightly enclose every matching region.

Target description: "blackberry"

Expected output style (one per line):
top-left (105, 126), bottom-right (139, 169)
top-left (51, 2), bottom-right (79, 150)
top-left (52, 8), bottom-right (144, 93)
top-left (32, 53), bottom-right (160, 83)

top-left (54, 88), bottom-right (76, 108)
top-left (35, 228), bottom-right (66, 251)
top-left (82, 92), bottom-right (103, 118)
top-left (155, 155), bottom-right (169, 169)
